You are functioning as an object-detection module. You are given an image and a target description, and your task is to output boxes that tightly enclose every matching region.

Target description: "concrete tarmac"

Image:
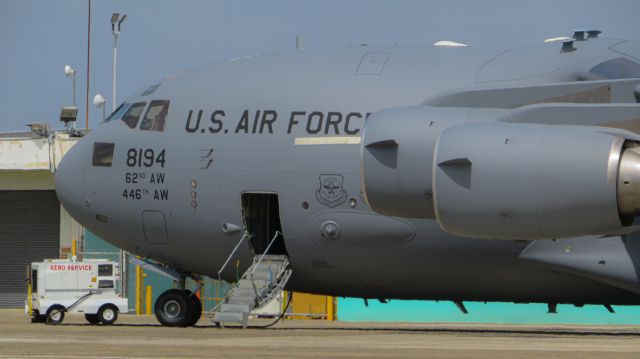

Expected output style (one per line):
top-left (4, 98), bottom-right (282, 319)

top-left (2, 309), bottom-right (640, 358)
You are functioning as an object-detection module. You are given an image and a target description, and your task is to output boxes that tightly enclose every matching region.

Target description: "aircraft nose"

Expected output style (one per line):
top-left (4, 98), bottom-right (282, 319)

top-left (55, 140), bottom-right (87, 223)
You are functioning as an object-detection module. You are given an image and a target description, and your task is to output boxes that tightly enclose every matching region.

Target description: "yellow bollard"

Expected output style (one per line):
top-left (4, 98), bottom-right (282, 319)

top-left (326, 296), bottom-right (335, 321)
top-left (135, 265), bottom-right (142, 315)
top-left (71, 239), bottom-right (77, 258)
top-left (145, 285), bottom-right (152, 315)
top-left (27, 280), bottom-right (33, 317)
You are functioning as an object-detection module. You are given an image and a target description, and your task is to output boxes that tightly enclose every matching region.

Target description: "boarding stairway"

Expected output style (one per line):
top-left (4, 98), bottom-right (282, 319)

top-left (206, 231), bottom-right (292, 328)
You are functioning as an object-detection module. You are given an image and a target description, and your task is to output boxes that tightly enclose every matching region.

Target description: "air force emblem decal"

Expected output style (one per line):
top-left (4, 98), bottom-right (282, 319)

top-left (316, 174), bottom-right (348, 208)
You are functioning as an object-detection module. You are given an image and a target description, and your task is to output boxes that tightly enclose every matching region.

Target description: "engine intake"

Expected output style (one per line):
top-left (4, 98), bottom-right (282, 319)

top-left (617, 143), bottom-right (640, 223)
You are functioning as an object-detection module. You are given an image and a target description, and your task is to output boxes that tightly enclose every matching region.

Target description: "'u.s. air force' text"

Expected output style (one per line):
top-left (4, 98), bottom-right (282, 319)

top-left (185, 109), bottom-right (371, 135)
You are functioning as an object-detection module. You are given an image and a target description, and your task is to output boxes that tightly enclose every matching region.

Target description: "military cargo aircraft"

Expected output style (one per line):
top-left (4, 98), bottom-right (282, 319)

top-left (55, 30), bottom-right (640, 327)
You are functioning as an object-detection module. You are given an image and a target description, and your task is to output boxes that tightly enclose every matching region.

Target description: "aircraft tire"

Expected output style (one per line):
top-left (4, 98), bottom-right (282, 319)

top-left (154, 289), bottom-right (191, 327)
top-left (186, 292), bottom-right (202, 327)
top-left (45, 305), bottom-right (65, 325)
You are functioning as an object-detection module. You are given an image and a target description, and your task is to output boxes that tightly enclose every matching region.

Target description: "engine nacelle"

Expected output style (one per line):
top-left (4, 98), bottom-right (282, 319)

top-left (361, 105), bottom-right (640, 240)
top-left (433, 122), bottom-right (639, 239)
top-left (361, 106), bottom-right (481, 218)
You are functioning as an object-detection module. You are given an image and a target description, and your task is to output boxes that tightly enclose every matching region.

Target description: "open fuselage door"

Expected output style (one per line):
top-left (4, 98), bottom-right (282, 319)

top-left (241, 192), bottom-right (288, 256)
top-left (208, 192), bottom-right (292, 328)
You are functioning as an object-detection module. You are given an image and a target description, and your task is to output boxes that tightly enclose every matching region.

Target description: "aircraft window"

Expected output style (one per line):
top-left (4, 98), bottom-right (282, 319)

top-left (121, 102), bottom-right (146, 129)
top-left (92, 142), bottom-right (115, 167)
top-left (104, 102), bottom-right (129, 123)
top-left (140, 100), bottom-right (169, 132)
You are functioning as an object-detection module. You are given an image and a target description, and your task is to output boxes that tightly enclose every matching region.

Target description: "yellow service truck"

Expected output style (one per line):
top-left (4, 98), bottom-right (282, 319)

top-left (26, 259), bottom-right (128, 325)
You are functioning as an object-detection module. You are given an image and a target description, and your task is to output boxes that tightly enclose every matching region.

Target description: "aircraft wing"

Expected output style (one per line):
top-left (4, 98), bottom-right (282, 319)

top-left (423, 78), bottom-right (640, 108)
top-left (520, 234), bottom-right (640, 295)
top-left (500, 102), bottom-right (640, 138)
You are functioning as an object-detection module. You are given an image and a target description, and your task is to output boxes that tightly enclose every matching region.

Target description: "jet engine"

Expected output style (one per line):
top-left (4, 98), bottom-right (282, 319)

top-left (361, 105), bottom-right (640, 240)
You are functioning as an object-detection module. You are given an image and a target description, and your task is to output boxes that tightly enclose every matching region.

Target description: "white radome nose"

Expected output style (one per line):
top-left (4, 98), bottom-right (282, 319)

top-left (55, 140), bottom-right (87, 223)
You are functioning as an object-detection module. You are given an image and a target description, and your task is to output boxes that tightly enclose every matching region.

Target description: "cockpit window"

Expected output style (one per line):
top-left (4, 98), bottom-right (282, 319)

top-left (140, 100), bottom-right (169, 132)
top-left (92, 142), bottom-right (115, 167)
top-left (104, 102), bottom-right (130, 123)
top-left (121, 102), bottom-right (146, 129)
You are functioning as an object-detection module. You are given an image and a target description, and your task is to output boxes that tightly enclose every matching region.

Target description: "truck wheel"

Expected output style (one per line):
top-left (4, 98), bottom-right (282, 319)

top-left (85, 313), bottom-right (101, 325)
top-left (187, 293), bottom-right (202, 327)
top-left (45, 305), bottom-right (65, 325)
top-left (98, 304), bottom-right (118, 325)
top-left (155, 289), bottom-right (191, 327)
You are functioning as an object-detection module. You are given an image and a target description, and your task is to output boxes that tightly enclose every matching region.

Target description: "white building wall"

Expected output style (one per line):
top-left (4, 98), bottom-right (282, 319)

top-left (0, 131), bottom-right (82, 258)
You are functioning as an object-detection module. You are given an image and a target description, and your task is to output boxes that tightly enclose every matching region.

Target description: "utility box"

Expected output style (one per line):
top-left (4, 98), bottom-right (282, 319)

top-left (26, 259), bottom-right (128, 325)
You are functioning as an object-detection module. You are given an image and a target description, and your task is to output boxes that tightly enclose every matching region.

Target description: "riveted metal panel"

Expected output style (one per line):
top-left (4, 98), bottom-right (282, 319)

top-left (356, 52), bottom-right (390, 75)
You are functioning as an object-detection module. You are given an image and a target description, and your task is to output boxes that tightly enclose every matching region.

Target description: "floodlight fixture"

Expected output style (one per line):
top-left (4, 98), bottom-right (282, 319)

top-left (60, 106), bottom-right (78, 124)
top-left (64, 64), bottom-right (77, 107)
top-left (64, 64), bottom-right (75, 77)
top-left (111, 12), bottom-right (126, 35)
top-left (93, 93), bottom-right (106, 121)
top-left (93, 93), bottom-right (105, 108)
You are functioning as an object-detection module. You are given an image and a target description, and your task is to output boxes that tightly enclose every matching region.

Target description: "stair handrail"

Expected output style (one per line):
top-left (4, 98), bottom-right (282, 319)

top-left (250, 231), bottom-right (281, 275)
top-left (250, 231), bottom-right (281, 301)
top-left (216, 231), bottom-right (249, 305)
top-left (255, 265), bottom-right (292, 308)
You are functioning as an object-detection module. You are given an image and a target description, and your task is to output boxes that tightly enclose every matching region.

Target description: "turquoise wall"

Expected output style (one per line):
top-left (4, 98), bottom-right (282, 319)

top-left (85, 231), bottom-right (640, 324)
top-left (338, 299), bottom-right (640, 324)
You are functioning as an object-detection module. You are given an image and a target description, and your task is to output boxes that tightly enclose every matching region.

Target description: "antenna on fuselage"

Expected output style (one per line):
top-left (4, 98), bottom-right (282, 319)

top-left (433, 40), bottom-right (468, 47)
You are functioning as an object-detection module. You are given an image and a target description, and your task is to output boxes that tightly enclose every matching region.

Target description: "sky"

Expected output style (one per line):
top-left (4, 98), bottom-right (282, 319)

top-left (1, 0), bottom-right (640, 132)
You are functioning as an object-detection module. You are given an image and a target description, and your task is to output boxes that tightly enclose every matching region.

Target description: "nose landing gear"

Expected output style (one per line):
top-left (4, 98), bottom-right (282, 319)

top-left (154, 288), bottom-right (202, 327)
top-left (131, 258), bottom-right (204, 327)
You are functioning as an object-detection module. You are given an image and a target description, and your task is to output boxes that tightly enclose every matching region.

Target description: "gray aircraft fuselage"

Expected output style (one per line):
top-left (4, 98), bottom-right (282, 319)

top-left (56, 37), bottom-right (640, 306)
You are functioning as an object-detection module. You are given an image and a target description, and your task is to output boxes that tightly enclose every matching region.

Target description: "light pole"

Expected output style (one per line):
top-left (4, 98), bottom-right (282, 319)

top-left (109, 12), bottom-right (128, 298)
top-left (111, 13), bottom-right (127, 111)
top-left (64, 65), bottom-right (76, 107)
top-left (93, 94), bottom-right (106, 121)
